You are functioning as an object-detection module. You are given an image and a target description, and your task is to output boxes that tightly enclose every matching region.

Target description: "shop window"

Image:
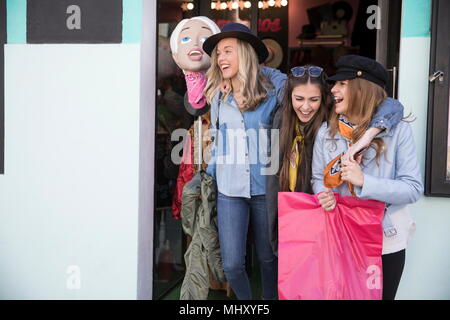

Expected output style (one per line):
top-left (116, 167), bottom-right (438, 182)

top-left (425, 0), bottom-right (450, 197)
top-left (288, 0), bottom-right (380, 79)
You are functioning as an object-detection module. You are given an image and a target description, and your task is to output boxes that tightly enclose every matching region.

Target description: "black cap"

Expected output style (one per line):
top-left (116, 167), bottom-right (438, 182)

top-left (328, 55), bottom-right (388, 88)
top-left (203, 23), bottom-right (269, 64)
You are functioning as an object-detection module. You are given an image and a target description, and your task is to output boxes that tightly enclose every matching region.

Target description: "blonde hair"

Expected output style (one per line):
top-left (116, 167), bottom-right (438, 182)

top-left (329, 78), bottom-right (388, 162)
top-left (204, 39), bottom-right (273, 111)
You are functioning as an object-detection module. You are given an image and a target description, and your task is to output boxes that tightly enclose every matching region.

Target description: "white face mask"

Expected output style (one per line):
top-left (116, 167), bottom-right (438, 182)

top-left (172, 20), bottom-right (214, 72)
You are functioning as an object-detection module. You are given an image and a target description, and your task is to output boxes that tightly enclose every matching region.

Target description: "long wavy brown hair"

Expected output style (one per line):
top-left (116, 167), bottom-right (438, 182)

top-left (328, 78), bottom-right (388, 163)
top-left (278, 69), bottom-right (333, 192)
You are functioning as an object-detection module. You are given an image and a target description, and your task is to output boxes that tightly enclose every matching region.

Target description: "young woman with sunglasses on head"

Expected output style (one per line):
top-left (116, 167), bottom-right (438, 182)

top-left (266, 65), bottom-right (406, 258)
top-left (311, 55), bottom-right (423, 300)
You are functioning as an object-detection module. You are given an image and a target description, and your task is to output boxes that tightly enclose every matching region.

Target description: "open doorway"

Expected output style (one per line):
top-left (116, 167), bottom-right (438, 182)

top-left (152, 0), bottom-right (403, 300)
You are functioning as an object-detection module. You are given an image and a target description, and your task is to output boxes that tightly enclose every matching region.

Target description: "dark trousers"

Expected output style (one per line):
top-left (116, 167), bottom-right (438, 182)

top-left (382, 249), bottom-right (406, 300)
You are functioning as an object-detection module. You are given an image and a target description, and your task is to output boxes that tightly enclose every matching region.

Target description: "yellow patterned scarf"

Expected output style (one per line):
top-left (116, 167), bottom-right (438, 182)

top-left (289, 120), bottom-right (304, 192)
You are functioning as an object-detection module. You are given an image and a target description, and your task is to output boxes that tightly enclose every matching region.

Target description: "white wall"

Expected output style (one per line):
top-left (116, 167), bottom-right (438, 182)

top-left (137, 0), bottom-right (156, 300)
top-left (0, 44), bottom-right (141, 299)
top-left (396, 1), bottom-right (450, 300)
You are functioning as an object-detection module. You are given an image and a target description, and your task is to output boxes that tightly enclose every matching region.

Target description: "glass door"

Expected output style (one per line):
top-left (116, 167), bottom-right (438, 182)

top-left (0, 0), bottom-right (5, 174)
top-left (153, 0), bottom-right (199, 299)
top-left (425, 0), bottom-right (450, 196)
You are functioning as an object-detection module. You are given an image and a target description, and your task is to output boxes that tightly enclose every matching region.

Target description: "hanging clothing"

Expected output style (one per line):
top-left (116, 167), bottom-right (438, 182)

top-left (171, 126), bottom-right (194, 220)
top-left (171, 116), bottom-right (212, 219)
top-left (180, 172), bottom-right (226, 300)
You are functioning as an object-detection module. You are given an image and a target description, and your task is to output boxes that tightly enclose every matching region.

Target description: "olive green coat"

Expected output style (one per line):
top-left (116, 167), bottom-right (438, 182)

top-left (180, 172), bottom-right (225, 300)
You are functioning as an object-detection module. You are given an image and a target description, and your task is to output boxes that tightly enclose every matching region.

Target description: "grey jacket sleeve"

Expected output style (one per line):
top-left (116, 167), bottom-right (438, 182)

top-left (354, 122), bottom-right (424, 204)
top-left (311, 124), bottom-right (329, 194)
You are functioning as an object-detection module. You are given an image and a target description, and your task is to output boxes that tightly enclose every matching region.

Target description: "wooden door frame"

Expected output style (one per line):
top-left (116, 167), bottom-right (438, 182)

top-left (0, 0), bottom-right (5, 174)
top-left (376, 0), bottom-right (402, 98)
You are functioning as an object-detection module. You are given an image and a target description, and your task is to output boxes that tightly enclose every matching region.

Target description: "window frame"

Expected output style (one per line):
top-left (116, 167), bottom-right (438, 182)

top-left (0, 0), bottom-right (5, 174)
top-left (425, 0), bottom-right (450, 197)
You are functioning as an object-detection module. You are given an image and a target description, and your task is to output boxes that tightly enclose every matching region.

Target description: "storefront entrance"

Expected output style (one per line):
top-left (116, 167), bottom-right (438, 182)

top-left (153, 0), bottom-right (402, 300)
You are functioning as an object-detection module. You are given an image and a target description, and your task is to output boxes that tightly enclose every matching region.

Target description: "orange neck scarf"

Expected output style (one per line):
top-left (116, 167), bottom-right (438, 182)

top-left (323, 116), bottom-right (356, 196)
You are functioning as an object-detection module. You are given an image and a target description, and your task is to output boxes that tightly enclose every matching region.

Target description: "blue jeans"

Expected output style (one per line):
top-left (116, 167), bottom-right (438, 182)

top-left (217, 192), bottom-right (277, 300)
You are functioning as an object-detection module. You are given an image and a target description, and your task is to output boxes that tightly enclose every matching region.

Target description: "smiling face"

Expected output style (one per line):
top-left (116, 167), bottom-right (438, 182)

top-left (216, 38), bottom-right (239, 80)
top-left (291, 82), bottom-right (322, 124)
top-left (172, 19), bottom-right (213, 72)
top-left (331, 80), bottom-right (350, 115)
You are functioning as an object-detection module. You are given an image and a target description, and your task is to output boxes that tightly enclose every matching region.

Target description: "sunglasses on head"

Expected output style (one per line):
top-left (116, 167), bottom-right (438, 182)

top-left (291, 66), bottom-right (324, 78)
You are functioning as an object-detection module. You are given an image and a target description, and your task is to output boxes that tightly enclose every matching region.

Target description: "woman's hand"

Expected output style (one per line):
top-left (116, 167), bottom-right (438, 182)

top-left (342, 127), bottom-right (381, 162)
top-left (318, 189), bottom-right (336, 212)
top-left (341, 157), bottom-right (364, 187)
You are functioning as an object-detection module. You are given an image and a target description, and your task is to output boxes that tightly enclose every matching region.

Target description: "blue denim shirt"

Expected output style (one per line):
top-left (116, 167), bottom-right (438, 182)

top-left (206, 67), bottom-right (287, 198)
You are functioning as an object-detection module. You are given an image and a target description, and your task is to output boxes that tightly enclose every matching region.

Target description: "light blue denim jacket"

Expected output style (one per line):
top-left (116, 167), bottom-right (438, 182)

top-left (206, 67), bottom-right (287, 198)
top-left (311, 103), bottom-right (424, 235)
top-left (207, 66), bottom-right (406, 200)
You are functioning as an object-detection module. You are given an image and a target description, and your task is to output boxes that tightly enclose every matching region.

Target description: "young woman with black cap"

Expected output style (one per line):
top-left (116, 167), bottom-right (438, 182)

top-left (312, 55), bottom-right (424, 300)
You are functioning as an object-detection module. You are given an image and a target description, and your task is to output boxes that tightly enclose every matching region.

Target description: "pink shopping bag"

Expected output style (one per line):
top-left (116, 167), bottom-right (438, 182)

top-left (278, 192), bottom-right (385, 300)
